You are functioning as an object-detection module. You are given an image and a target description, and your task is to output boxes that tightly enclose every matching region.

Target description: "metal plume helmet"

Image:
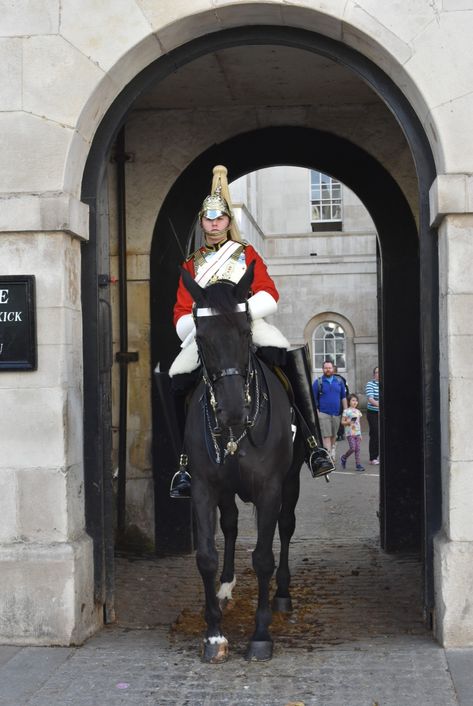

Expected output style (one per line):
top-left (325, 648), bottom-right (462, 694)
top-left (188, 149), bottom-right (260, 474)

top-left (199, 165), bottom-right (243, 243)
top-left (199, 191), bottom-right (232, 221)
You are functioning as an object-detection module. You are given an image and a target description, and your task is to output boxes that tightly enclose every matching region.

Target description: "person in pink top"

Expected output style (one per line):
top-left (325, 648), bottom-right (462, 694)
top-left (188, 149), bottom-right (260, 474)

top-left (339, 394), bottom-right (365, 472)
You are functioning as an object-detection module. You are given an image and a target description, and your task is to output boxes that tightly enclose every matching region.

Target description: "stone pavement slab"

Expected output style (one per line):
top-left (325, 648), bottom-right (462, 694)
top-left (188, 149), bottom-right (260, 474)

top-left (1, 431), bottom-right (472, 705)
top-left (0, 628), bottom-right (462, 706)
top-left (0, 646), bottom-right (72, 705)
top-left (446, 649), bottom-right (473, 706)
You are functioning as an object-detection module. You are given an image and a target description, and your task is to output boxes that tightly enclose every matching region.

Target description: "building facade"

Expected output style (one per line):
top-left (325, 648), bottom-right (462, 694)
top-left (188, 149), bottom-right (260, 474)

top-left (232, 166), bottom-right (378, 398)
top-left (0, 1), bottom-right (472, 648)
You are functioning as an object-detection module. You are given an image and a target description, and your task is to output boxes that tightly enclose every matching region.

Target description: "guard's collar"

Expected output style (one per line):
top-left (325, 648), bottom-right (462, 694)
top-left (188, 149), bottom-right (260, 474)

top-left (203, 235), bottom-right (230, 252)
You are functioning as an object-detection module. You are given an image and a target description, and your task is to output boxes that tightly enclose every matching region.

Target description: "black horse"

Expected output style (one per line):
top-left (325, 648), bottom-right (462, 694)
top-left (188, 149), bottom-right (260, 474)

top-left (180, 262), bottom-right (306, 663)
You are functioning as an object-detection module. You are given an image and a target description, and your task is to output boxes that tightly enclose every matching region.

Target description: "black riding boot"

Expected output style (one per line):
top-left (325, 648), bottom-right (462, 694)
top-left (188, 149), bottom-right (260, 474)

top-left (283, 346), bottom-right (335, 479)
top-left (154, 371), bottom-right (192, 499)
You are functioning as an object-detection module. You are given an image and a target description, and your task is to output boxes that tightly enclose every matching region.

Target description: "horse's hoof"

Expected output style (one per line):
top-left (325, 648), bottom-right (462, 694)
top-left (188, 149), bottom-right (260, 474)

top-left (201, 637), bottom-right (229, 664)
top-left (245, 640), bottom-right (273, 662)
top-left (272, 595), bottom-right (293, 612)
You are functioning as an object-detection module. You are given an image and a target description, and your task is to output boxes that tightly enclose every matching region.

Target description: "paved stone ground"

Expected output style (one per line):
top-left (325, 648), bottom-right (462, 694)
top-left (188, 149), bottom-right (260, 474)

top-left (1, 428), bottom-right (472, 705)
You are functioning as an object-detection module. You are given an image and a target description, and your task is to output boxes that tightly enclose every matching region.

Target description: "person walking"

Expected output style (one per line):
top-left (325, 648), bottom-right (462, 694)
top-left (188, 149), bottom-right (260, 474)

top-left (333, 365), bottom-right (348, 441)
top-left (313, 359), bottom-right (347, 461)
top-left (365, 366), bottom-right (380, 465)
top-left (339, 394), bottom-right (365, 472)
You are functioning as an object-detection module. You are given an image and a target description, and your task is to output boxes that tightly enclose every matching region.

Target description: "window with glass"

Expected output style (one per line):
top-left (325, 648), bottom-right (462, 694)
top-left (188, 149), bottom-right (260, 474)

top-left (312, 322), bottom-right (346, 372)
top-left (310, 170), bottom-right (342, 232)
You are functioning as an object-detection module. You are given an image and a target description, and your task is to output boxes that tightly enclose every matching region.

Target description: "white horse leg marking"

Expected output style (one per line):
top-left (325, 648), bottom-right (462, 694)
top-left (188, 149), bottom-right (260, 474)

top-left (217, 575), bottom-right (236, 601)
top-left (204, 635), bottom-right (229, 645)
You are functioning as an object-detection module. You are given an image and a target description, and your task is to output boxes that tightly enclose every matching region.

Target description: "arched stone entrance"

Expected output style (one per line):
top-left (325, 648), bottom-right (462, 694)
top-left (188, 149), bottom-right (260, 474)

top-left (151, 125), bottom-right (427, 548)
top-left (82, 26), bottom-right (438, 627)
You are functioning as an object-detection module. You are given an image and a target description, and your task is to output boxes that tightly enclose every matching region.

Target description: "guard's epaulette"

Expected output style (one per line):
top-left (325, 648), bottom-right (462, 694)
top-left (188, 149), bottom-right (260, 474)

top-left (184, 249), bottom-right (198, 263)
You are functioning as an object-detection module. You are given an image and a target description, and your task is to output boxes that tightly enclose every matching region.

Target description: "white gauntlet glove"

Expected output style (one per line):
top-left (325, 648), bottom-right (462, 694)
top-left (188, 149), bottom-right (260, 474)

top-left (247, 291), bottom-right (278, 320)
top-left (248, 291), bottom-right (289, 349)
top-left (176, 314), bottom-right (196, 348)
top-left (176, 313), bottom-right (195, 341)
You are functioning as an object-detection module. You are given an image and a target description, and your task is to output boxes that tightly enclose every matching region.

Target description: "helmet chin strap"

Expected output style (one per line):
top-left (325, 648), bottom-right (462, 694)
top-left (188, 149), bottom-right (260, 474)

top-left (203, 225), bottom-right (233, 247)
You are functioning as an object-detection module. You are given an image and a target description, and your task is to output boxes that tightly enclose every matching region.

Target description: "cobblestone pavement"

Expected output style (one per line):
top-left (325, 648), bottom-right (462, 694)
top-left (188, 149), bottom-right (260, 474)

top-left (1, 432), bottom-right (471, 705)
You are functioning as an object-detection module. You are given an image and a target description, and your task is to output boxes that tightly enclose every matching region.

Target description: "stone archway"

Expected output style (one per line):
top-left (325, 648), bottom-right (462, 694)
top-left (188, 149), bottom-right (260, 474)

top-left (150, 124), bottom-right (426, 560)
top-left (82, 26), bottom-right (438, 625)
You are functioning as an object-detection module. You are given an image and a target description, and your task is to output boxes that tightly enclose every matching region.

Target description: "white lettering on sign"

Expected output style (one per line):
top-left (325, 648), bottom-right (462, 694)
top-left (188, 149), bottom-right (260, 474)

top-left (0, 289), bottom-right (9, 303)
top-left (0, 343), bottom-right (3, 354)
top-left (0, 311), bottom-right (22, 322)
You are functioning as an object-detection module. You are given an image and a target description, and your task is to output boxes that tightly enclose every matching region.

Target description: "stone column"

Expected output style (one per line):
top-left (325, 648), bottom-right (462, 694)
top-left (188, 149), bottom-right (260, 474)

top-left (0, 196), bottom-right (101, 645)
top-left (430, 175), bottom-right (473, 646)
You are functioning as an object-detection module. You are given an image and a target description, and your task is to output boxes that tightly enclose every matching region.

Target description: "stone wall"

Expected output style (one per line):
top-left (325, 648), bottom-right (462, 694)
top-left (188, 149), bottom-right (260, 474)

top-left (0, 232), bottom-right (100, 644)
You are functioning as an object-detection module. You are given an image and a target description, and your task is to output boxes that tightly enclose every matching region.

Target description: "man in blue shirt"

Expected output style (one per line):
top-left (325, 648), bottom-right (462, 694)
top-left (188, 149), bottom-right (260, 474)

top-left (313, 360), bottom-right (347, 459)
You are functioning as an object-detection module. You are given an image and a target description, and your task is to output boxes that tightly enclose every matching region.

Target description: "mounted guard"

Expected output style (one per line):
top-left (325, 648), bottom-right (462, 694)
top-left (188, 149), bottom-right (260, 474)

top-left (160, 164), bottom-right (334, 498)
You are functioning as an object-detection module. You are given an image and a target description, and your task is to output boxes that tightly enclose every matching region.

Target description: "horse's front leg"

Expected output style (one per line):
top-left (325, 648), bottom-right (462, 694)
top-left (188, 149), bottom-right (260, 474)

top-left (246, 493), bottom-right (281, 662)
top-left (193, 484), bottom-right (228, 663)
top-left (217, 494), bottom-right (238, 608)
top-left (273, 458), bottom-right (302, 612)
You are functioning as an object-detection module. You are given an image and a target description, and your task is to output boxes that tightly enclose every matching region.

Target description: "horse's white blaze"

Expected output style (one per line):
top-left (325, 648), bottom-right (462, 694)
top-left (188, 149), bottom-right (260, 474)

top-left (217, 575), bottom-right (236, 601)
top-left (205, 635), bottom-right (228, 645)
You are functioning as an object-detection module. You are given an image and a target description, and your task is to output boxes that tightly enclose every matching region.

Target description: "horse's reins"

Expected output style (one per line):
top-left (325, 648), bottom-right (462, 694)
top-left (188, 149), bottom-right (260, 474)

top-left (202, 371), bottom-right (263, 464)
top-left (193, 302), bottom-right (262, 461)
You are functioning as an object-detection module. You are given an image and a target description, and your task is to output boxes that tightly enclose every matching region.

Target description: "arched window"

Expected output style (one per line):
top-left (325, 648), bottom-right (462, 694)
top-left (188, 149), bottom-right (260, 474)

top-left (312, 321), bottom-right (346, 372)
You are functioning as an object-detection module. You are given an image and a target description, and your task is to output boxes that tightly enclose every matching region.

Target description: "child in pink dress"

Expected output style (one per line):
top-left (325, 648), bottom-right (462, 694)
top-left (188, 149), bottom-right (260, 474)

top-left (340, 394), bottom-right (365, 472)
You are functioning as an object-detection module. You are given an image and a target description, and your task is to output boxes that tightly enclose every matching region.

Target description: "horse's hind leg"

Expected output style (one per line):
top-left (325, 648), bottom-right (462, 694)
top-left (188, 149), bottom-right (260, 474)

top-left (245, 497), bottom-right (281, 662)
top-left (273, 467), bottom-right (301, 612)
top-left (194, 489), bottom-right (228, 664)
top-left (217, 495), bottom-right (238, 607)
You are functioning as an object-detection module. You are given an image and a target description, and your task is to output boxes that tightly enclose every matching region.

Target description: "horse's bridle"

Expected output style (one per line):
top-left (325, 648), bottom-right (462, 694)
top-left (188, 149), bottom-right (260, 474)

top-left (193, 301), bottom-right (258, 459)
top-left (194, 302), bottom-right (253, 409)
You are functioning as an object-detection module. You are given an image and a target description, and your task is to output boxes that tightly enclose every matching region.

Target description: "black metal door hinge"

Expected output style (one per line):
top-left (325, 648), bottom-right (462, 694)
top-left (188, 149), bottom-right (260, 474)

top-left (115, 351), bottom-right (139, 364)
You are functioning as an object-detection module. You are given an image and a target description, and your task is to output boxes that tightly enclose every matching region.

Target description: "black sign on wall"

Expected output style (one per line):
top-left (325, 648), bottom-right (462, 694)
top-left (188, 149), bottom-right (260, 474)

top-left (0, 275), bottom-right (37, 371)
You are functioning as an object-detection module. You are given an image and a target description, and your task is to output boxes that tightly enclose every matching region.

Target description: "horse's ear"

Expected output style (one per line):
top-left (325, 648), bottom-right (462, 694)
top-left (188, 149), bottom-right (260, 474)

top-left (235, 260), bottom-right (255, 301)
top-left (180, 267), bottom-right (207, 307)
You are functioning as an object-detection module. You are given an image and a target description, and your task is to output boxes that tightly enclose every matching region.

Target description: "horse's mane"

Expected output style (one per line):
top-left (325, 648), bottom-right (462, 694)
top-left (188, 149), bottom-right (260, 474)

top-left (204, 281), bottom-right (248, 326)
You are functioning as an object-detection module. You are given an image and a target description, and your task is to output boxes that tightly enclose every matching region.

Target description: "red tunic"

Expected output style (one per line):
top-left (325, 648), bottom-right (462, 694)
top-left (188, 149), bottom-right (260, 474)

top-left (173, 243), bottom-right (279, 326)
